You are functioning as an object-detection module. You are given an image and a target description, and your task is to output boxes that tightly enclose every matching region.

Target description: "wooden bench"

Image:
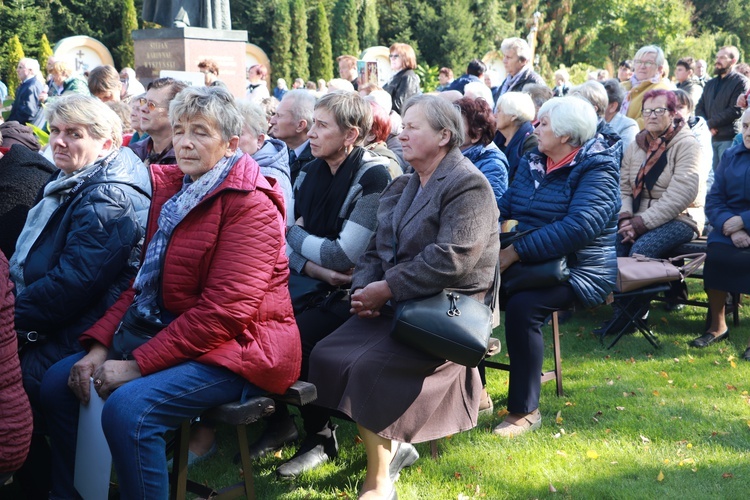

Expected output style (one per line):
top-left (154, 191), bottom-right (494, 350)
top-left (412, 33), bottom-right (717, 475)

top-left (169, 380), bottom-right (317, 500)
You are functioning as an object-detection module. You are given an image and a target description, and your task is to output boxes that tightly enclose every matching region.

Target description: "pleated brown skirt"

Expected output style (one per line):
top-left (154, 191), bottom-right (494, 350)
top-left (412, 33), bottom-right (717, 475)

top-left (308, 313), bottom-right (481, 443)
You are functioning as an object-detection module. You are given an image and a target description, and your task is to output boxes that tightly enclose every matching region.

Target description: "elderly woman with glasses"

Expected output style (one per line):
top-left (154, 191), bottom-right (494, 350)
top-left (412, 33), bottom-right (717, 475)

top-left (596, 89), bottom-right (704, 335)
top-left (39, 86), bottom-right (301, 499)
top-left (383, 43), bottom-right (420, 115)
top-left (621, 45), bottom-right (671, 129)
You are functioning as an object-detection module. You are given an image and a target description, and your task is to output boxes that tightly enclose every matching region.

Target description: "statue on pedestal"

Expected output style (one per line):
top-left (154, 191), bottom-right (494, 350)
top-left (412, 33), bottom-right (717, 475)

top-left (143, 0), bottom-right (231, 30)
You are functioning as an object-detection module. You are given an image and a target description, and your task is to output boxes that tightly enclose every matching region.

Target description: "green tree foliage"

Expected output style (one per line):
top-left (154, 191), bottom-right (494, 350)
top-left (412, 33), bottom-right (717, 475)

top-left (2, 36), bottom-right (25, 99)
top-left (377, 0), bottom-right (416, 50)
top-left (439, 0), bottom-right (477, 71)
top-left (415, 63), bottom-right (439, 92)
top-left (309, 1), bottom-right (333, 82)
top-left (471, 0), bottom-right (515, 56)
top-left (38, 34), bottom-right (55, 77)
top-left (0, 0), bottom-right (50, 69)
top-left (114, 0), bottom-right (138, 68)
top-left (270, 0), bottom-right (292, 83)
top-left (231, 0), bottom-right (273, 55)
top-left (289, 0), bottom-right (309, 81)
top-left (358, 0), bottom-right (379, 49)
top-left (331, 0), bottom-right (359, 59)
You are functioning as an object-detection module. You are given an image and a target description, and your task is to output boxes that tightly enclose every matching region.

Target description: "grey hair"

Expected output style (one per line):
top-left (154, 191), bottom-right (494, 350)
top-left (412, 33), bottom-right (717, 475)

top-left (602, 79), bottom-right (626, 110)
top-left (570, 81), bottom-right (608, 118)
top-left (402, 94), bottom-right (465, 150)
top-left (45, 94), bottom-right (123, 148)
top-left (282, 89), bottom-right (316, 132)
top-left (169, 86), bottom-right (242, 141)
top-left (501, 37), bottom-right (532, 62)
top-left (634, 45), bottom-right (665, 68)
top-left (315, 90), bottom-right (372, 147)
top-left (496, 91), bottom-right (535, 124)
top-left (463, 81), bottom-right (493, 104)
top-left (236, 100), bottom-right (268, 138)
top-left (537, 96), bottom-right (597, 148)
top-left (19, 57), bottom-right (40, 73)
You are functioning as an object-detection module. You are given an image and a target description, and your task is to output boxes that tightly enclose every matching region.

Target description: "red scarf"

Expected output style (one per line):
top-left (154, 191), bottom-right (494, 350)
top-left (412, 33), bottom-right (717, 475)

top-left (632, 117), bottom-right (684, 210)
top-left (546, 147), bottom-right (581, 174)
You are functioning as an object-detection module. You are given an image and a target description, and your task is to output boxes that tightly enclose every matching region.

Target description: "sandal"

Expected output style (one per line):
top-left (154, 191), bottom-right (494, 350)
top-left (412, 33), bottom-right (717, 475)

top-left (492, 409), bottom-right (541, 437)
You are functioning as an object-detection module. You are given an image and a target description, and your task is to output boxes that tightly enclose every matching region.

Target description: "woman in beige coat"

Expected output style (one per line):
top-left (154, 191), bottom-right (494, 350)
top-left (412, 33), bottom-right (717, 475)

top-left (597, 88), bottom-right (704, 334)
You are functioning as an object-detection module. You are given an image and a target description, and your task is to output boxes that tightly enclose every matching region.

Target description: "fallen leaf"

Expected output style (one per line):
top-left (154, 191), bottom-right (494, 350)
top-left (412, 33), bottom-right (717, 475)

top-left (587, 450), bottom-right (599, 459)
top-left (549, 483), bottom-right (557, 493)
top-left (726, 384), bottom-right (737, 391)
top-left (458, 494), bottom-right (470, 500)
top-left (556, 450), bottom-right (567, 456)
top-left (660, 316), bottom-right (668, 324)
top-left (497, 409), bottom-right (509, 418)
top-left (657, 470), bottom-right (664, 482)
top-left (556, 411), bottom-right (563, 424)
top-left (354, 435), bottom-right (363, 444)
top-left (640, 435), bottom-right (651, 443)
top-left (607, 379), bottom-right (614, 386)
top-left (659, 371), bottom-right (668, 378)
top-left (653, 390), bottom-right (660, 396)
top-left (273, 450), bottom-right (283, 458)
top-left (616, 406), bottom-right (625, 411)
top-left (553, 433), bottom-right (561, 439)
top-left (663, 459), bottom-right (670, 464)
top-left (454, 472), bottom-right (462, 479)
top-left (565, 401), bottom-right (575, 406)
top-left (623, 392), bottom-right (630, 397)
top-left (730, 360), bottom-right (737, 368)
top-left (723, 473), bottom-right (734, 479)
top-left (687, 443), bottom-right (693, 449)
top-left (673, 358), bottom-right (680, 362)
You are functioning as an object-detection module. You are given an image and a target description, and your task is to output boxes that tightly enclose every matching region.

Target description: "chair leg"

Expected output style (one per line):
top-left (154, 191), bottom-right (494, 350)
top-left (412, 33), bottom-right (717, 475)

top-left (551, 311), bottom-right (563, 397)
top-left (170, 419), bottom-right (191, 500)
top-left (732, 293), bottom-right (741, 327)
top-left (430, 440), bottom-right (439, 459)
top-left (236, 425), bottom-right (256, 500)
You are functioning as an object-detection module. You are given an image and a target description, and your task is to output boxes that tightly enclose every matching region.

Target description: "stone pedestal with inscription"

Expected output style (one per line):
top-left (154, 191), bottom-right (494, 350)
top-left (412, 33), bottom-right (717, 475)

top-left (133, 27), bottom-right (248, 99)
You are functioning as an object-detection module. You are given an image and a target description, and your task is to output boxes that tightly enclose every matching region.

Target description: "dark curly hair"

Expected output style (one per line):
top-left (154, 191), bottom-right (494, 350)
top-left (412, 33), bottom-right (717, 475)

top-left (455, 97), bottom-right (496, 146)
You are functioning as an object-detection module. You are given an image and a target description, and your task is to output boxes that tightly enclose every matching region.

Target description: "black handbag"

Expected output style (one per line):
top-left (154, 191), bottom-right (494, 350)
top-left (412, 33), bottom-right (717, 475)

top-left (112, 304), bottom-right (167, 360)
top-left (500, 230), bottom-right (570, 295)
top-left (390, 234), bottom-right (500, 367)
top-left (288, 270), bottom-right (336, 314)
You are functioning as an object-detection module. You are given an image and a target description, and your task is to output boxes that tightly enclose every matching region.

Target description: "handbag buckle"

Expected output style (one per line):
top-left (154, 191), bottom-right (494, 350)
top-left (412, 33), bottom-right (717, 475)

top-left (446, 292), bottom-right (461, 317)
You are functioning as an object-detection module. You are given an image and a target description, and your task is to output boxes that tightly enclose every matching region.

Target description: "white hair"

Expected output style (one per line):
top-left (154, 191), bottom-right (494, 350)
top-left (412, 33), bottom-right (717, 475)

top-left (570, 81), bottom-right (608, 118)
top-left (19, 57), bottom-right (40, 74)
top-left (501, 38), bottom-right (532, 62)
top-left (634, 45), bottom-right (665, 68)
top-left (496, 91), bottom-right (535, 124)
top-left (463, 81), bottom-right (493, 104)
top-left (327, 79), bottom-right (355, 92)
top-left (364, 89), bottom-right (392, 115)
top-left (537, 96), bottom-right (598, 148)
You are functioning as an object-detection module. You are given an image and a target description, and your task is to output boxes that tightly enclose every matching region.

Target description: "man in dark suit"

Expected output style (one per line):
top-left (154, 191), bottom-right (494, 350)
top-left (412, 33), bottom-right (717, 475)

top-left (8, 58), bottom-right (44, 126)
top-left (269, 89), bottom-right (316, 185)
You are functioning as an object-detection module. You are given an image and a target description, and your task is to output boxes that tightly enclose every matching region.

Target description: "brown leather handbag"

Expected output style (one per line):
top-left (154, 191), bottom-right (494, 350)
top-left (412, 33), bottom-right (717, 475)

top-left (615, 253), bottom-right (706, 293)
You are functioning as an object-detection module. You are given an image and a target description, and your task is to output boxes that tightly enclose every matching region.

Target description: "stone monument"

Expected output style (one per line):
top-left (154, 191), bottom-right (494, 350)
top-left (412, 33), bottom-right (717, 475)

top-left (134, 1), bottom-right (249, 98)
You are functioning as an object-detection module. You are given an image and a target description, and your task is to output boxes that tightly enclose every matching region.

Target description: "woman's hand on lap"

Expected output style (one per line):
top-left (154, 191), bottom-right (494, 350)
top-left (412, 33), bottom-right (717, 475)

top-left (350, 280), bottom-right (392, 318)
top-left (723, 215), bottom-right (744, 236)
top-left (730, 229), bottom-right (750, 248)
top-left (499, 245), bottom-right (520, 273)
top-left (92, 360), bottom-right (142, 399)
top-left (68, 342), bottom-right (109, 404)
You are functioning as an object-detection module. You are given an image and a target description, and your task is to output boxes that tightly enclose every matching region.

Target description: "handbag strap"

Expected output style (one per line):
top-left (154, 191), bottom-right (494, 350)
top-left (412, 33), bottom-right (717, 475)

top-left (670, 253), bottom-right (706, 278)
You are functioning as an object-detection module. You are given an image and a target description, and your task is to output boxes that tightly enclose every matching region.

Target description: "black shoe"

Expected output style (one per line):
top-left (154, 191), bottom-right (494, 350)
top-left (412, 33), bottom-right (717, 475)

top-left (389, 442), bottom-right (419, 483)
top-left (689, 330), bottom-right (729, 348)
top-left (742, 347), bottom-right (750, 361)
top-left (276, 424), bottom-right (338, 478)
top-left (247, 416), bottom-right (299, 459)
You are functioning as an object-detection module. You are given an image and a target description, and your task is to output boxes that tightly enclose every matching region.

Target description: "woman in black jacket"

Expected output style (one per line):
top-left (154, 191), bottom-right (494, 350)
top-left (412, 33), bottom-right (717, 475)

top-left (10, 94), bottom-right (150, 498)
top-left (383, 43), bottom-right (420, 115)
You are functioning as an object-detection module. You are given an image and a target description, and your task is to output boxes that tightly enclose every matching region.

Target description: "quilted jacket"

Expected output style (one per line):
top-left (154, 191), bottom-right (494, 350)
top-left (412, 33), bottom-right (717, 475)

top-left (499, 137), bottom-right (621, 308)
top-left (17, 148), bottom-right (151, 406)
top-left (0, 254), bottom-right (32, 473)
top-left (81, 154), bottom-right (302, 394)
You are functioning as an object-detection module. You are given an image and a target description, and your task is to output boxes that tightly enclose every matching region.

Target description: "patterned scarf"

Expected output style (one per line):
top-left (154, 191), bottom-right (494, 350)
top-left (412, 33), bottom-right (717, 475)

top-left (132, 150), bottom-right (242, 314)
top-left (632, 117), bottom-right (684, 212)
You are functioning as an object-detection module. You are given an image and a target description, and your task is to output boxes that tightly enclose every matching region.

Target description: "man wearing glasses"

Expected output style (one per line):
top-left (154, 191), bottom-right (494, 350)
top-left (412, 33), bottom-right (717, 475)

top-left (695, 46), bottom-right (750, 170)
top-left (129, 78), bottom-right (188, 166)
top-left (619, 45), bottom-right (671, 129)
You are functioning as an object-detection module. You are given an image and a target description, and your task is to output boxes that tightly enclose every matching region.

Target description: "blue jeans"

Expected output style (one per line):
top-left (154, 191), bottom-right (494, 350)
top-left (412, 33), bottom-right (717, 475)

top-left (40, 352), bottom-right (261, 499)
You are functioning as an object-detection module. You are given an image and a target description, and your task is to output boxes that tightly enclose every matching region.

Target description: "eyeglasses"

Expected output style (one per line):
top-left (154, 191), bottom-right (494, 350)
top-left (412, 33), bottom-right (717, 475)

top-left (138, 97), bottom-right (165, 112)
top-left (642, 107), bottom-right (668, 117)
top-left (389, 54), bottom-right (400, 59)
top-left (633, 59), bottom-right (656, 67)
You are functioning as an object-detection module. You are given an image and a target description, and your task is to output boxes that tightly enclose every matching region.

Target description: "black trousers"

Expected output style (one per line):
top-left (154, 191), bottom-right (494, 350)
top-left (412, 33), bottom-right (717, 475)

top-left (504, 284), bottom-right (576, 414)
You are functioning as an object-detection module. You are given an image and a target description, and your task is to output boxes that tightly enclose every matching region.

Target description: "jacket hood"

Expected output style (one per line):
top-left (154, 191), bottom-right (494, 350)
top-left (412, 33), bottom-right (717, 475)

top-left (252, 138), bottom-right (290, 180)
top-left (0, 121), bottom-right (41, 151)
top-left (93, 147), bottom-right (152, 197)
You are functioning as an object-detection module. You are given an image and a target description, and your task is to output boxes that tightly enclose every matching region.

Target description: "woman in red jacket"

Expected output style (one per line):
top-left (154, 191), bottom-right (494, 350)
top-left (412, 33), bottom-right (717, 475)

top-left (39, 86), bottom-right (301, 499)
top-left (0, 253), bottom-right (32, 484)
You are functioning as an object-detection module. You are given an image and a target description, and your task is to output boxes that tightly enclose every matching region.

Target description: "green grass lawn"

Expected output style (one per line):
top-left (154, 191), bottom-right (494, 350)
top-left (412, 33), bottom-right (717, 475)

top-left (185, 286), bottom-right (750, 499)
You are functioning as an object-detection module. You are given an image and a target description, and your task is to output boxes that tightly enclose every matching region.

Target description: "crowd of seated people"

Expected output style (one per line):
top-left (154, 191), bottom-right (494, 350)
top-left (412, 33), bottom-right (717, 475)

top-left (3, 39), bottom-right (750, 500)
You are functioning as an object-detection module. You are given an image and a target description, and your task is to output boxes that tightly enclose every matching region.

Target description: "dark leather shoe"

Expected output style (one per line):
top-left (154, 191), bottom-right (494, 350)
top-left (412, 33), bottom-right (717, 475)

top-left (689, 330), bottom-right (729, 348)
top-left (276, 426), bottom-right (338, 478)
top-left (389, 442), bottom-right (419, 482)
top-left (742, 347), bottom-right (750, 361)
top-left (247, 416), bottom-right (299, 459)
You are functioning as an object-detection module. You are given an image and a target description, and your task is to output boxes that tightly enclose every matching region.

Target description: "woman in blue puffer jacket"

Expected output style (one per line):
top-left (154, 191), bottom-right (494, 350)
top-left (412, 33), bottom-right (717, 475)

top-left (9, 94), bottom-right (150, 497)
top-left (457, 97), bottom-right (509, 211)
top-left (495, 96), bottom-right (620, 438)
